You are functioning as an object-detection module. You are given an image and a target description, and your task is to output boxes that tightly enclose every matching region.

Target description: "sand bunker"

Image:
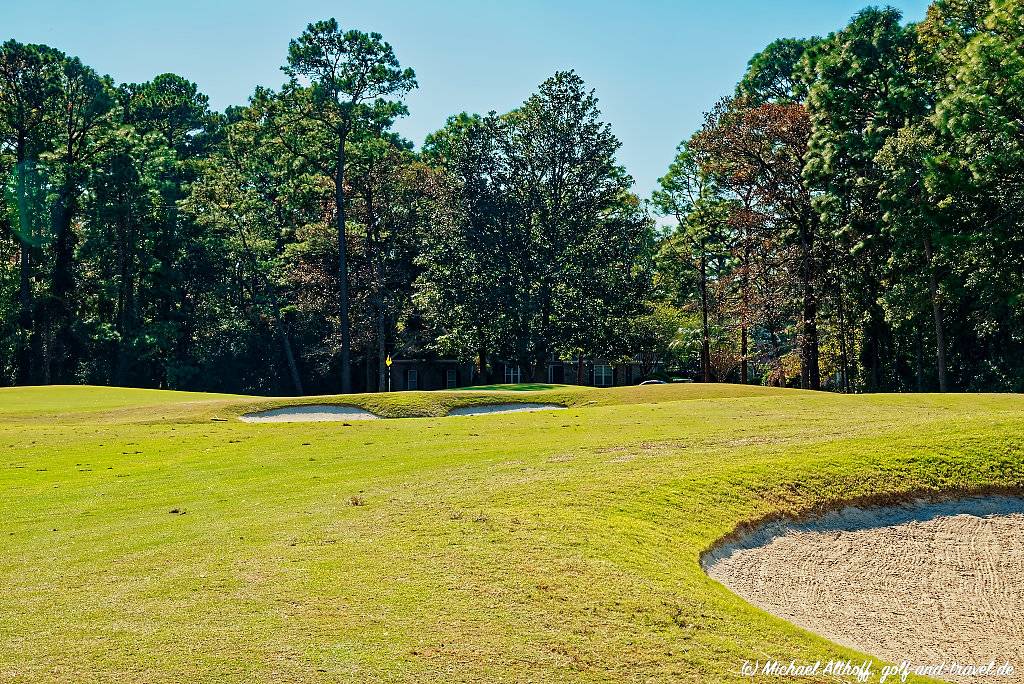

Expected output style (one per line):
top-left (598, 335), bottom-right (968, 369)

top-left (446, 403), bottom-right (566, 417)
top-left (240, 404), bottom-right (379, 423)
top-left (704, 496), bottom-right (1024, 683)
top-left (241, 402), bottom-right (566, 422)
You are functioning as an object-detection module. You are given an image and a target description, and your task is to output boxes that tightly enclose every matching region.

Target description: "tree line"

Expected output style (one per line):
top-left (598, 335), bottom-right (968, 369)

top-left (654, 0), bottom-right (1024, 392)
top-left (2, 1), bottom-right (1022, 395)
top-left (0, 20), bottom-right (651, 394)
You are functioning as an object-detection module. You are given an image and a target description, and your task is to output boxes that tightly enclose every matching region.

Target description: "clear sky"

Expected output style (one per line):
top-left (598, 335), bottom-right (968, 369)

top-left (4, 0), bottom-right (931, 200)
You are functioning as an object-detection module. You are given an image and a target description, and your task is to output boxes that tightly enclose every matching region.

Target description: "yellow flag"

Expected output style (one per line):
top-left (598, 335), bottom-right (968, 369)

top-left (385, 355), bottom-right (393, 367)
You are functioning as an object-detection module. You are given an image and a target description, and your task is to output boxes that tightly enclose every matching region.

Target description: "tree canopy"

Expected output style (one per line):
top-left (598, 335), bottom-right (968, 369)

top-left (3, 2), bottom-right (1024, 394)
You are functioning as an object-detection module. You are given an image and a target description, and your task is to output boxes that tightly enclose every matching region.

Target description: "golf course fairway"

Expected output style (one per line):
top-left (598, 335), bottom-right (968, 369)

top-left (2, 383), bottom-right (1023, 683)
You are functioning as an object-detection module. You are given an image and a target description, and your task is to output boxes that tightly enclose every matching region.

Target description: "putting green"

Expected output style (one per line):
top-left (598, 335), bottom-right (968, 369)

top-left (2, 383), bottom-right (1022, 683)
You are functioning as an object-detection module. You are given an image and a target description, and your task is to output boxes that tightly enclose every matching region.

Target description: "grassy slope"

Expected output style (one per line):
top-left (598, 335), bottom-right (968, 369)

top-left (1, 384), bottom-right (1022, 683)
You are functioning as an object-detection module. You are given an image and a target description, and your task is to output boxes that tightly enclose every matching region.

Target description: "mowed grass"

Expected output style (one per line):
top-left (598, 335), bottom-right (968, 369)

top-left (1, 384), bottom-right (1023, 683)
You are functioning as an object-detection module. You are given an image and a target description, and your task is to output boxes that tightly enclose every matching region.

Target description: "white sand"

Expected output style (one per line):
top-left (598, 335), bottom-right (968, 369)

top-left (446, 403), bottom-right (566, 417)
top-left (704, 496), bottom-right (1024, 683)
top-left (239, 404), bottom-right (379, 423)
top-left (241, 402), bottom-right (566, 422)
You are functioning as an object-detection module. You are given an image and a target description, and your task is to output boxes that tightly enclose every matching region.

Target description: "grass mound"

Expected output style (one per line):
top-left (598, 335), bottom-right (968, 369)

top-left (2, 383), bottom-right (1022, 682)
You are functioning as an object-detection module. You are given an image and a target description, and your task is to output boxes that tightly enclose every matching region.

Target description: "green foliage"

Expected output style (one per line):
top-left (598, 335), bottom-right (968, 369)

top-left (417, 72), bottom-right (654, 379)
top-left (3, 159), bottom-right (53, 249)
top-left (279, 18), bottom-right (417, 394)
top-left (802, 7), bottom-right (930, 390)
top-left (650, 1), bottom-right (1024, 393)
top-left (736, 37), bottom-right (820, 103)
top-left (3, 1), bottom-right (1024, 396)
top-left (927, 0), bottom-right (1024, 388)
top-left (284, 18), bottom-right (416, 133)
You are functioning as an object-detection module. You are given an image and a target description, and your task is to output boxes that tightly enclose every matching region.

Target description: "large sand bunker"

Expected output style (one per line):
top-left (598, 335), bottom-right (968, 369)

top-left (704, 496), bottom-right (1024, 683)
top-left (446, 403), bottom-right (566, 417)
top-left (240, 405), bottom-right (380, 422)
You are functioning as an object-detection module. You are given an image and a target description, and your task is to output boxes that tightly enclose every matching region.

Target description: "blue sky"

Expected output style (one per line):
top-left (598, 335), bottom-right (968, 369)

top-left (4, 0), bottom-right (931, 200)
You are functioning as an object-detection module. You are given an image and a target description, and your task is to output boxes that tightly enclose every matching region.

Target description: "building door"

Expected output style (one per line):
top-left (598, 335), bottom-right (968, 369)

top-left (594, 363), bottom-right (613, 387)
top-left (504, 365), bottom-right (522, 384)
top-left (550, 364), bottom-right (564, 384)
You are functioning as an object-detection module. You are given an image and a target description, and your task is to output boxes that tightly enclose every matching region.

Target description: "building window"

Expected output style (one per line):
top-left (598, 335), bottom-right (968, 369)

top-left (505, 364), bottom-right (522, 384)
top-left (407, 368), bottom-right (418, 390)
top-left (594, 363), bottom-right (614, 387)
top-left (446, 369), bottom-right (457, 389)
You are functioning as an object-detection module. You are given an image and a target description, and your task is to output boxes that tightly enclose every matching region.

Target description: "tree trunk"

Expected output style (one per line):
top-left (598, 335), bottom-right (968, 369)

top-left (16, 230), bottom-right (32, 385)
top-left (838, 289), bottom-right (851, 394)
top-left (699, 249), bottom-right (711, 382)
top-left (534, 285), bottom-right (552, 383)
top-left (477, 338), bottom-right (489, 385)
top-left (156, 203), bottom-right (174, 389)
top-left (740, 326), bottom-right (748, 385)
top-left (41, 314), bottom-right (51, 385)
top-left (364, 351), bottom-right (373, 394)
top-left (867, 305), bottom-right (883, 392)
top-left (768, 329), bottom-right (782, 386)
top-left (376, 314), bottom-right (386, 393)
top-left (798, 221), bottom-right (820, 391)
top-left (336, 134), bottom-right (352, 394)
top-left (740, 229), bottom-right (750, 386)
top-left (14, 145), bottom-right (34, 385)
top-left (915, 329), bottom-right (925, 393)
top-left (801, 282), bottom-right (821, 391)
top-left (175, 286), bottom-right (196, 389)
top-left (923, 233), bottom-right (948, 392)
top-left (273, 313), bottom-right (303, 396)
top-left (50, 181), bottom-right (78, 384)
top-left (114, 234), bottom-right (130, 386)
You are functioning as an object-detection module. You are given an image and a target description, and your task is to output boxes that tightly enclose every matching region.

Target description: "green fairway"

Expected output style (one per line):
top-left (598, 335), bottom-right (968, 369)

top-left (2, 384), bottom-right (1023, 683)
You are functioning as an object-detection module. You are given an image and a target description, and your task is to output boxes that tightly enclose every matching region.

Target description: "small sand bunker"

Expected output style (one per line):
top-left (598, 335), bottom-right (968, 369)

top-left (240, 404), bottom-right (379, 423)
top-left (704, 496), bottom-right (1024, 683)
top-left (447, 403), bottom-right (566, 417)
